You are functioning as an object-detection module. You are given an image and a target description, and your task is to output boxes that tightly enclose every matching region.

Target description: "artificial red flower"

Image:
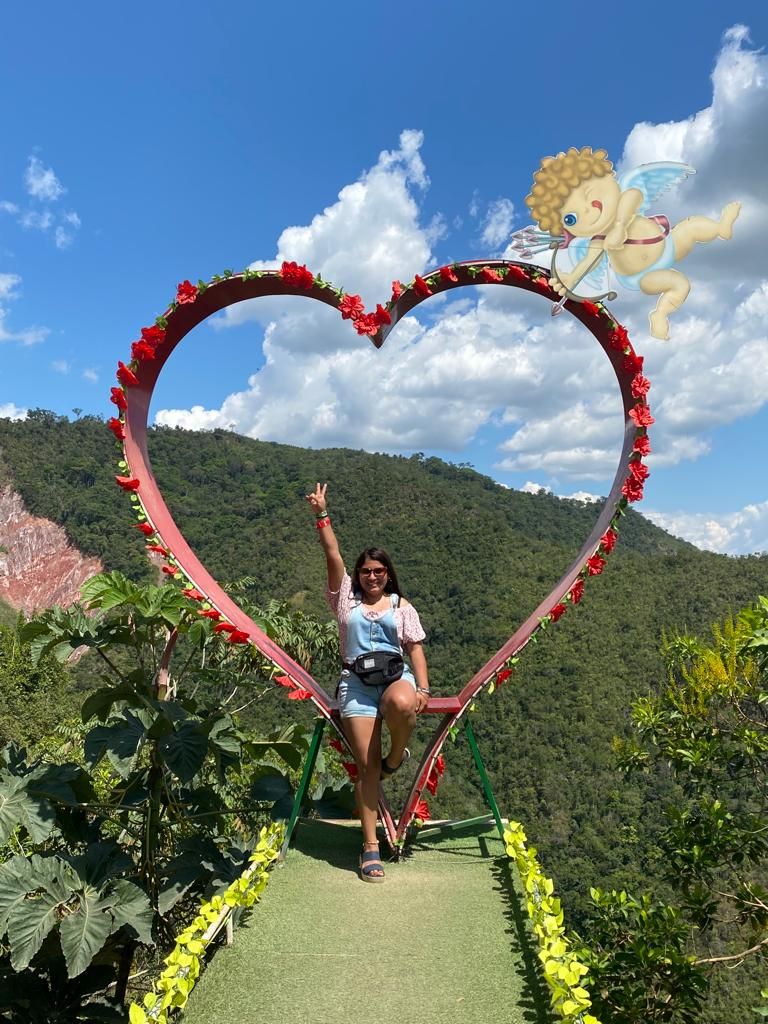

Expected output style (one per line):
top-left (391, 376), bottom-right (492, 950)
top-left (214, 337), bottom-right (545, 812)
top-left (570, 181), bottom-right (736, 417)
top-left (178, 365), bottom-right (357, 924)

top-left (287, 688), bottom-right (312, 700)
top-left (629, 403), bottom-right (655, 428)
top-left (339, 293), bottom-right (365, 320)
top-left (413, 274), bottom-right (433, 297)
top-left (623, 351), bottom-right (644, 375)
top-left (329, 737), bottom-right (345, 754)
top-left (141, 325), bottom-right (166, 346)
top-left (115, 475), bottom-right (140, 491)
top-left (176, 280), bottom-right (198, 305)
top-left (228, 630), bottom-right (250, 644)
top-left (600, 528), bottom-right (618, 554)
top-left (569, 579), bottom-right (585, 604)
top-left (582, 301), bottom-right (600, 317)
top-left (507, 265), bottom-right (528, 281)
top-left (534, 275), bottom-right (552, 291)
top-left (146, 544), bottom-right (169, 556)
top-left (414, 798), bottom-right (431, 822)
top-left (439, 265), bottom-right (459, 283)
top-left (342, 761), bottom-right (359, 780)
top-left (353, 313), bottom-right (380, 337)
top-left (280, 261), bottom-right (314, 289)
top-left (549, 603), bottom-right (567, 622)
top-left (391, 280), bottom-right (403, 301)
top-left (631, 374), bottom-right (651, 399)
top-left (199, 609), bottom-right (222, 620)
top-left (426, 767), bottom-right (440, 796)
top-left (608, 325), bottom-right (629, 351)
top-left (480, 267), bottom-right (503, 283)
top-left (495, 667), bottom-right (514, 688)
top-left (107, 417), bottom-right (125, 440)
top-left (374, 303), bottom-right (391, 326)
top-left (628, 460), bottom-right (650, 484)
top-left (435, 754), bottom-right (445, 775)
top-left (273, 675), bottom-right (295, 688)
top-left (131, 340), bottom-right (156, 362)
top-left (182, 587), bottom-right (204, 601)
top-left (133, 522), bottom-right (155, 536)
top-left (116, 362), bottom-right (139, 387)
top-left (621, 477), bottom-right (645, 502)
top-left (110, 387), bottom-right (128, 411)
top-left (586, 554), bottom-right (606, 576)
top-left (633, 433), bottom-right (652, 456)
top-left (214, 622), bottom-right (238, 634)
top-left (162, 565), bottom-right (179, 576)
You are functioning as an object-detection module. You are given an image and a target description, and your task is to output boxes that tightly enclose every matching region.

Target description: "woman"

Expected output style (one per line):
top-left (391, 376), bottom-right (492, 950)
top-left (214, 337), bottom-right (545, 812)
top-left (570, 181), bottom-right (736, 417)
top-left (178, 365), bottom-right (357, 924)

top-left (306, 483), bottom-right (430, 882)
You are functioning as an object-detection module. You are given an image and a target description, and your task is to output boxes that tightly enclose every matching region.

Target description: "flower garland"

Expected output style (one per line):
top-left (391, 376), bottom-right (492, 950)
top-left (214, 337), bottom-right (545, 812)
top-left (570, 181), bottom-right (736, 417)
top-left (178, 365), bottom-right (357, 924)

top-left (109, 259), bottom-right (651, 827)
top-left (128, 823), bottom-right (283, 1024)
top-left (504, 820), bottom-right (600, 1024)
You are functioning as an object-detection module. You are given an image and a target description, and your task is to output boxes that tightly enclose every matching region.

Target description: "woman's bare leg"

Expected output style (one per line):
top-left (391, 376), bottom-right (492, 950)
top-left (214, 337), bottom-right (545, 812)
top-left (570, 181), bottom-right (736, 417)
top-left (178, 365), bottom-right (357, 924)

top-left (343, 715), bottom-right (383, 869)
top-left (379, 680), bottom-right (418, 770)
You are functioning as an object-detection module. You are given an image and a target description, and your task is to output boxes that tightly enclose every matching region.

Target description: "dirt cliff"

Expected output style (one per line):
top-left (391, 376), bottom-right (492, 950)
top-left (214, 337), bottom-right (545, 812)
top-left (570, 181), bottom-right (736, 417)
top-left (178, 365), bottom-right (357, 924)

top-left (0, 485), bottom-right (102, 614)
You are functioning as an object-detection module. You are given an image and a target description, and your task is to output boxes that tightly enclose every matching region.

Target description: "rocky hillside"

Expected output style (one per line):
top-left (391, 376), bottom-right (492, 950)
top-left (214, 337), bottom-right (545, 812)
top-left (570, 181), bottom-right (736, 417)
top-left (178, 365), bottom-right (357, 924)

top-left (0, 484), bottom-right (102, 615)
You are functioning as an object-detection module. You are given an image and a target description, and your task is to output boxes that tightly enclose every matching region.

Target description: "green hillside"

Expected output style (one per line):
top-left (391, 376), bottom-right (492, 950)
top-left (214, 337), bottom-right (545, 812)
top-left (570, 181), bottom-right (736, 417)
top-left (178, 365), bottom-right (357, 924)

top-left (1, 411), bottom-right (767, 1022)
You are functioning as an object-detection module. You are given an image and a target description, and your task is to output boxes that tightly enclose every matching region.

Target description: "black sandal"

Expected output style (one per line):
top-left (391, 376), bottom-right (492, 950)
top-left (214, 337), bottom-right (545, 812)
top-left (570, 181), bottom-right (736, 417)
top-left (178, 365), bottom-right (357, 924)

top-left (381, 747), bottom-right (410, 778)
top-left (359, 844), bottom-right (385, 883)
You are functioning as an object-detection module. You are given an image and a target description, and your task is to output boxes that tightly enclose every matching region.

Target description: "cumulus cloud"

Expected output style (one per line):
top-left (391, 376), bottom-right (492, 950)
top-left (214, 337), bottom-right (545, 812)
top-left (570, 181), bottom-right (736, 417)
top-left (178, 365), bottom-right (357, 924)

top-left (82, 368), bottom-right (98, 383)
top-left (25, 156), bottom-right (66, 202)
top-left (155, 30), bottom-right (768, 553)
top-left (0, 275), bottom-right (49, 347)
top-left (0, 403), bottom-right (27, 420)
top-left (3, 155), bottom-right (80, 248)
top-left (51, 360), bottom-right (70, 374)
top-left (481, 198), bottom-right (515, 248)
top-left (644, 500), bottom-right (768, 555)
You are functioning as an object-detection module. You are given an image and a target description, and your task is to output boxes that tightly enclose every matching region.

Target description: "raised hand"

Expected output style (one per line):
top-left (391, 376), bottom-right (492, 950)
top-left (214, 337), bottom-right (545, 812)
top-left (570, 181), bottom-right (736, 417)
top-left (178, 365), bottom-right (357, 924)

top-left (305, 482), bottom-right (328, 516)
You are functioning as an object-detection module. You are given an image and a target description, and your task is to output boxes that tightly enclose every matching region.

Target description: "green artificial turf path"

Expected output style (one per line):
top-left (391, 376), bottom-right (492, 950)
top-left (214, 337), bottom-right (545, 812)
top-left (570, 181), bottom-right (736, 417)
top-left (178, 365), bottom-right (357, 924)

top-left (183, 820), bottom-right (552, 1024)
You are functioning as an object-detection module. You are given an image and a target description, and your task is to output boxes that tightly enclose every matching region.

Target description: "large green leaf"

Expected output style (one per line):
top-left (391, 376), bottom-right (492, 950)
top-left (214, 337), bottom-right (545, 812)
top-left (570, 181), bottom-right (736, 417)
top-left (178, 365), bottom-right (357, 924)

top-left (81, 684), bottom-right (145, 724)
top-left (84, 712), bottom-right (147, 778)
top-left (251, 770), bottom-right (293, 802)
top-left (0, 773), bottom-right (56, 843)
top-left (80, 571), bottom-right (141, 611)
top-left (69, 841), bottom-right (132, 888)
top-left (59, 887), bottom-right (115, 978)
top-left (157, 722), bottom-right (208, 782)
top-left (5, 856), bottom-right (74, 971)
top-left (108, 879), bottom-right (153, 944)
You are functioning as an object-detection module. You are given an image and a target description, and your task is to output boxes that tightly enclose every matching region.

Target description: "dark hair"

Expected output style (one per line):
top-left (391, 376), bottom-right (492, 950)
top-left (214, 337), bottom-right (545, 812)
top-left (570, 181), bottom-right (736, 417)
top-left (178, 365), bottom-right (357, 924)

top-left (352, 547), bottom-right (403, 597)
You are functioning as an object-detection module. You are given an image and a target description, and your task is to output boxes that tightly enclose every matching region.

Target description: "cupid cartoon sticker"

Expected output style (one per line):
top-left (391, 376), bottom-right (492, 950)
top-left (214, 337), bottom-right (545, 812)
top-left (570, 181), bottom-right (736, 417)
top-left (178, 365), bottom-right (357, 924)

top-left (510, 147), bottom-right (741, 339)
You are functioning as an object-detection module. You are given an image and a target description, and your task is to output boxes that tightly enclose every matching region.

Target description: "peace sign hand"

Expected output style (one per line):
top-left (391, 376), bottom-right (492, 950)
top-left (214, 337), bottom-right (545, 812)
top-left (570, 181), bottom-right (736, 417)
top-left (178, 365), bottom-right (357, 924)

top-left (305, 482), bottom-right (328, 517)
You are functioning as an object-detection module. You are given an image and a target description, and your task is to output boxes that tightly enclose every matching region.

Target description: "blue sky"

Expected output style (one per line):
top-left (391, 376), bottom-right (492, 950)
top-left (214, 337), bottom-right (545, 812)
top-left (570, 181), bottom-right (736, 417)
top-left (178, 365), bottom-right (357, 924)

top-left (1, 3), bottom-right (767, 553)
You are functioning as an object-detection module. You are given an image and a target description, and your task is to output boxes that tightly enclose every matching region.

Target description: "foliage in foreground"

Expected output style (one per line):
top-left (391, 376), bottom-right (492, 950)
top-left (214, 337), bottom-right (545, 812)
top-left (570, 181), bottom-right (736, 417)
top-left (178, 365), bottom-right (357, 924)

top-left (0, 572), bottom-right (345, 1021)
top-left (576, 596), bottom-right (768, 1022)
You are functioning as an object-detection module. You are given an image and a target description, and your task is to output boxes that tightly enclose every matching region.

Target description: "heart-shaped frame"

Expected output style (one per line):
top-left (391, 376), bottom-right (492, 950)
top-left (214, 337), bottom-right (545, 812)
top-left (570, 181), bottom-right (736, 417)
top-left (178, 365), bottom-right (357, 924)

top-left (110, 259), bottom-right (653, 847)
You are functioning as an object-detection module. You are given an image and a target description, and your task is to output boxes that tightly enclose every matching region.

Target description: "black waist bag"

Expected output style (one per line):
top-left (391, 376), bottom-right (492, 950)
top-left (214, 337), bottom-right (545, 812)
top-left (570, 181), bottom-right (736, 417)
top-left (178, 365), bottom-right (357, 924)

top-left (346, 651), bottom-right (405, 687)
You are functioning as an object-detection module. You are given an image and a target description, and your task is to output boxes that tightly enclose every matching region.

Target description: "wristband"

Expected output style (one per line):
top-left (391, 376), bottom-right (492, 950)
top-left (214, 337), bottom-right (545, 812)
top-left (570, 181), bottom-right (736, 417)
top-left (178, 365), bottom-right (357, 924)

top-left (315, 510), bottom-right (329, 519)
top-left (416, 687), bottom-right (430, 696)
top-left (315, 517), bottom-right (331, 530)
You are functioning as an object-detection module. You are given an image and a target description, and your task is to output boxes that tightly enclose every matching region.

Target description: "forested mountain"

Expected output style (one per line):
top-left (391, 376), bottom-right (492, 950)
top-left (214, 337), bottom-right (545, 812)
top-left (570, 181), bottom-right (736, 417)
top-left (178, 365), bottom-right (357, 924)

top-left (2, 410), bottom-right (767, 1021)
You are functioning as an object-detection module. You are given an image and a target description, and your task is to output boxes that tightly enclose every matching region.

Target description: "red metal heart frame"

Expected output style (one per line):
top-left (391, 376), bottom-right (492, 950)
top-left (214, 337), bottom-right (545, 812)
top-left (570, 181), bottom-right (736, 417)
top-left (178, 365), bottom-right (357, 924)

top-left (110, 260), bottom-right (653, 847)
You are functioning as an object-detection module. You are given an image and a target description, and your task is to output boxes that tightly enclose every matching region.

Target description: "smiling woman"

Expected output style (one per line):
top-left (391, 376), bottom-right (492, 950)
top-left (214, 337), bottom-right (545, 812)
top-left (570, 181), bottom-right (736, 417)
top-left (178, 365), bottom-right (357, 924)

top-left (306, 481), bottom-right (430, 882)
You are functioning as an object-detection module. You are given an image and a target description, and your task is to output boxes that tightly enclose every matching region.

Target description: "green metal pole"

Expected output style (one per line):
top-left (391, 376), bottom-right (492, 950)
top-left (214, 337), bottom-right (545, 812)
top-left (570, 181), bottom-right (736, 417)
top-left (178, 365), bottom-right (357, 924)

top-left (279, 717), bottom-right (326, 860)
top-left (463, 718), bottom-right (505, 840)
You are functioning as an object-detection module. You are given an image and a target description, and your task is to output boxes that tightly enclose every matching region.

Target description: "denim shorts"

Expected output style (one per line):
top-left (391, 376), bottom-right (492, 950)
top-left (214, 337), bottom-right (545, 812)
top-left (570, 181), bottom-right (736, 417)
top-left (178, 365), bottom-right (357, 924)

top-left (337, 669), bottom-right (416, 719)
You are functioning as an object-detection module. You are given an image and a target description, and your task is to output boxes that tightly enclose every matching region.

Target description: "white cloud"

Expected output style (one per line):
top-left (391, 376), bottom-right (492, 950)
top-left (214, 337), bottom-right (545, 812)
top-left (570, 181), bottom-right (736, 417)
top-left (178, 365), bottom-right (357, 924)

top-left (0, 274), bottom-right (21, 301)
top-left (521, 481), bottom-right (552, 495)
top-left (481, 198), bottom-right (515, 248)
top-left (82, 368), bottom-right (98, 383)
top-left (155, 28), bottom-right (768, 529)
top-left (51, 359), bottom-right (70, 374)
top-left (0, 201), bottom-right (18, 215)
top-left (25, 156), bottom-right (65, 202)
top-left (0, 308), bottom-right (48, 346)
top-left (644, 500), bottom-right (768, 555)
top-left (0, 403), bottom-right (27, 420)
top-left (20, 209), bottom-right (53, 231)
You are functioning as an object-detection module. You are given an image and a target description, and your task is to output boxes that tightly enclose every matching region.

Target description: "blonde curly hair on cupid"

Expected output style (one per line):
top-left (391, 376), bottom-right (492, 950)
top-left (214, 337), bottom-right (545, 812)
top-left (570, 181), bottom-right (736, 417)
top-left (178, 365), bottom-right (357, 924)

top-left (525, 147), bottom-right (614, 236)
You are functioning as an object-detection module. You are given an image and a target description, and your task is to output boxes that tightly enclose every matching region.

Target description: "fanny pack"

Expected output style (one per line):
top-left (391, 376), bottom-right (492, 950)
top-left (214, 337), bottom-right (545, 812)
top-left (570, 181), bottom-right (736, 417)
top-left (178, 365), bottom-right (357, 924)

top-left (343, 651), bottom-right (405, 687)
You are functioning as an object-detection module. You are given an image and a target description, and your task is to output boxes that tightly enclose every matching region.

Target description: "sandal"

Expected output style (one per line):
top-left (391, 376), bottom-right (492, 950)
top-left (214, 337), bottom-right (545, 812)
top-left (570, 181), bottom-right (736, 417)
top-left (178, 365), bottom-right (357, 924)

top-left (381, 747), bottom-right (410, 779)
top-left (359, 844), bottom-right (385, 883)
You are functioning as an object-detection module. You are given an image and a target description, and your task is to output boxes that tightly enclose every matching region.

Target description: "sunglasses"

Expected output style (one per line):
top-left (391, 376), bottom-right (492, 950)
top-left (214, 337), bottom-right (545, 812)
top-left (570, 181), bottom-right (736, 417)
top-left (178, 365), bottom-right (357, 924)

top-left (358, 567), bottom-right (387, 577)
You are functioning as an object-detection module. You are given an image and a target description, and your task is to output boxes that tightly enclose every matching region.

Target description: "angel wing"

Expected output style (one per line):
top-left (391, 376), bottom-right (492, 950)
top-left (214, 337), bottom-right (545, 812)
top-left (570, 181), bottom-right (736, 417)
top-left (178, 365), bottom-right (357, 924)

top-left (618, 161), bottom-right (695, 214)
